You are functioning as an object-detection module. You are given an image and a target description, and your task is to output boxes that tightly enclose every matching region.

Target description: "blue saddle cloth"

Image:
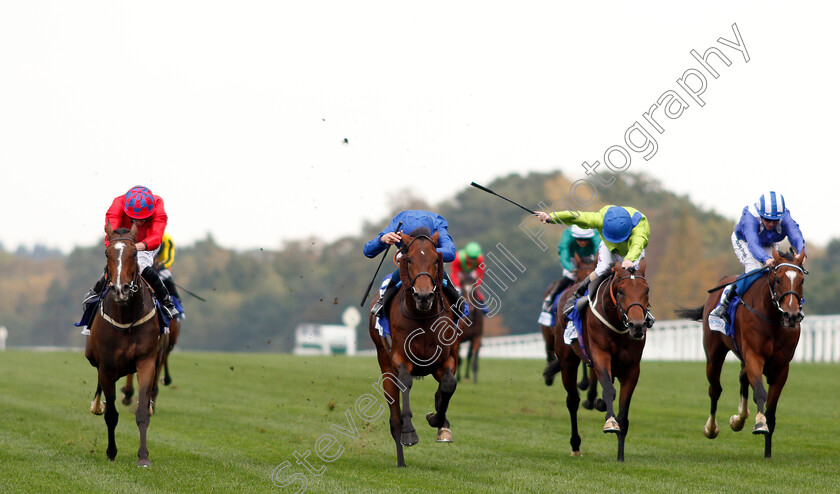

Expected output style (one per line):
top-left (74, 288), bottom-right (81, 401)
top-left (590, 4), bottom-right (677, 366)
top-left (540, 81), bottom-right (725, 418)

top-left (75, 287), bottom-right (170, 335)
top-left (566, 295), bottom-right (590, 361)
top-left (723, 295), bottom-right (741, 358)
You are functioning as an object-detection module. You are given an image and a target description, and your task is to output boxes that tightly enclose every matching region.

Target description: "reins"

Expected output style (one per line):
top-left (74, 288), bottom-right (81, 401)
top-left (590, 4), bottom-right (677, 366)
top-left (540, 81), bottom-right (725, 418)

top-left (590, 270), bottom-right (650, 334)
top-left (397, 235), bottom-right (447, 321)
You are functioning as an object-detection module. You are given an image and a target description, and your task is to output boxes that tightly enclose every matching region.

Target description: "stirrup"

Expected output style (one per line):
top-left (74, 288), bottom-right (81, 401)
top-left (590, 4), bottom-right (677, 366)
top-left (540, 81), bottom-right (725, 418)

top-left (371, 301), bottom-right (384, 317)
top-left (82, 290), bottom-right (99, 304)
top-left (709, 303), bottom-right (728, 319)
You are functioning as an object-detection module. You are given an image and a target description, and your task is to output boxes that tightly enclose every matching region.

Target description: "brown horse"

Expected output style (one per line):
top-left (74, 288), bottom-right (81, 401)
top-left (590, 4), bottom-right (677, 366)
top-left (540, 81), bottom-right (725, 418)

top-left (120, 314), bottom-right (180, 409)
top-left (85, 224), bottom-right (167, 467)
top-left (368, 230), bottom-right (460, 467)
top-left (541, 253), bottom-right (596, 389)
top-left (676, 248), bottom-right (806, 458)
top-left (456, 273), bottom-right (483, 383)
top-left (553, 260), bottom-right (650, 462)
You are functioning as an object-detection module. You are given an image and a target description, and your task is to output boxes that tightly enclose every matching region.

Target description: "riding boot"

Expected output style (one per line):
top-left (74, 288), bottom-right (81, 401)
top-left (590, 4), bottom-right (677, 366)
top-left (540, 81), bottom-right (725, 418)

top-left (371, 281), bottom-right (399, 318)
top-left (563, 278), bottom-right (590, 316)
top-left (83, 271), bottom-right (108, 305)
top-left (141, 267), bottom-right (179, 319)
top-left (709, 284), bottom-right (734, 320)
top-left (162, 276), bottom-right (181, 301)
top-left (443, 278), bottom-right (467, 319)
top-left (542, 277), bottom-right (573, 313)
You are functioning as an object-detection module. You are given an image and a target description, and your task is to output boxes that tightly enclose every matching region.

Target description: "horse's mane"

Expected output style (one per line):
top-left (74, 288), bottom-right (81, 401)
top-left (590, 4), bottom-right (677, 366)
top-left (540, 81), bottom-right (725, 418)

top-left (408, 226), bottom-right (431, 237)
top-left (779, 250), bottom-right (795, 262)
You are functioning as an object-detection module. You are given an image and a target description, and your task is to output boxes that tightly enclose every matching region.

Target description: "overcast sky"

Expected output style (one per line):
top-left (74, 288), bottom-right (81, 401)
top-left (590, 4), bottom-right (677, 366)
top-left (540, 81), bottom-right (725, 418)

top-left (1, 1), bottom-right (837, 254)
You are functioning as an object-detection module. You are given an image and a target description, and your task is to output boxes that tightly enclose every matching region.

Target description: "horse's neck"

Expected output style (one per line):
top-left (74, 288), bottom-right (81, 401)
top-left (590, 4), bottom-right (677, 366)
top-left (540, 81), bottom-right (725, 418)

top-left (595, 276), bottom-right (621, 324)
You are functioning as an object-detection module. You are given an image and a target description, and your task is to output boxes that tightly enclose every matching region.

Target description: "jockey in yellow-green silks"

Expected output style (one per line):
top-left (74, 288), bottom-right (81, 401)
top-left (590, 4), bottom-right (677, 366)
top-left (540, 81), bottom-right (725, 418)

top-left (536, 204), bottom-right (655, 329)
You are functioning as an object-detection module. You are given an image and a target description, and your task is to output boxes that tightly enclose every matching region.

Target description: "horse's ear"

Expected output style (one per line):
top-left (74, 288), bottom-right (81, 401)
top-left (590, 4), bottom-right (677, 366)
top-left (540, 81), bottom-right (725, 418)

top-left (431, 231), bottom-right (440, 244)
top-left (399, 232), bottom-right (411, 245)
top-left (574, 252), bottom-right (581, 264)
top-left (772, 246), bottom-right (783, 262)
top-left (637, 258), bottom-right (647, 276)
top-left (612, 261), bottom-right (622, 273)
top-left (129, 223), bottom-right (138, 239)
top-left (794, 248), bottom-right (806, 265)
top-left (105, 222), bottom-right (114, 238)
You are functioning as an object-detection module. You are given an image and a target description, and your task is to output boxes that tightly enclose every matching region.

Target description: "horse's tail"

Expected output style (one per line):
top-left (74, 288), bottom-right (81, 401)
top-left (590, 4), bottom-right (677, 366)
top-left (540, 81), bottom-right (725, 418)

top-left (674, 305), bottom-right (704, 321)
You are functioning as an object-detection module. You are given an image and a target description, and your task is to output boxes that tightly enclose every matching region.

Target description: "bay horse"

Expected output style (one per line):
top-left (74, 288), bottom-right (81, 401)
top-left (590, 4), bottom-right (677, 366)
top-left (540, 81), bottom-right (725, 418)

top-left (541, 253), bottom-right (596, 390)
top-left (676, 248), bottom-right (806, 458)
top-left (84, 223), bottom-right (168, 466)
top-left (368, 230), bottom-right (460, 467)
top-left (554, 260), bottom-right (650, 462)
top-left (120, 314), bottom-right (180, 410)
top-left (456, 273), bottom-right (483, 383)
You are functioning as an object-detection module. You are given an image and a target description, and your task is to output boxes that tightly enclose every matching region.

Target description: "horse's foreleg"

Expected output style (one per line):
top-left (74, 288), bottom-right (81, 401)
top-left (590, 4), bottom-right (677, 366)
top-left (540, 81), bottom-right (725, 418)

top-left (135, 357), bottom-right (157, 467)
top-left (162, 351), bottom-right (172, 386)
top-left (396, 365), bottom-right (418, 447)
top-left (762, 363), bottom-right (791, 458)
top-left (704, 343), bottom-right (728, 438)
top-left (614, 365), bottom-right (641, 463)
top-left (98, 372), bottom-right (118, 461)
top-left (592, 354), bottom-right (619, 433)
top-left (743, 354), bottom-right (768, 435)
top-left (427, 356), bottom-right (458, 441)
top-left (121, 373), bottom-right (135, 406)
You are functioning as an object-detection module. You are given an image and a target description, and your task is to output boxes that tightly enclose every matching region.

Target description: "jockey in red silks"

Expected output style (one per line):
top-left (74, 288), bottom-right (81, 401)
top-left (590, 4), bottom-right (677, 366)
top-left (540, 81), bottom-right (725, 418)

top-left (450, 241), bottom-right (486, 305)
top-left (80, 186), bottom-right (179, 327)
top-left (707, 191), bottom-right (806, 332)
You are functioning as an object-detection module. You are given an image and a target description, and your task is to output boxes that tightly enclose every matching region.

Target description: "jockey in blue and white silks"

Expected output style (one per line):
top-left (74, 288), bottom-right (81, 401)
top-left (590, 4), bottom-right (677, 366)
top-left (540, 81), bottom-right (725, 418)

top-left (708, 191), bottom-right (806, 332)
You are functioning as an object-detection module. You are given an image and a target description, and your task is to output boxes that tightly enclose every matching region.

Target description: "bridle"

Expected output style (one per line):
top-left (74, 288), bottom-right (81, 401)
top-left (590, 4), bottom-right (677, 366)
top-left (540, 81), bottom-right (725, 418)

top-left (608, 269), bottom-right (650, 331)
top-left (398, 235), bottom-right (446, 320)
top-left (768, 262), bottom-right (807, 315)
top-left (105, 237), bottom-right (141, 295)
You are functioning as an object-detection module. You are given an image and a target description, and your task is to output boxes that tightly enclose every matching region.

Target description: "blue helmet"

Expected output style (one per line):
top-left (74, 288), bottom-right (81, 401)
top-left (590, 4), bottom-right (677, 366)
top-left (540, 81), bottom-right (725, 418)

top-left (756, 191), bottom-right (786, 220)
top-left (601, 206), bottom-right (636, 243)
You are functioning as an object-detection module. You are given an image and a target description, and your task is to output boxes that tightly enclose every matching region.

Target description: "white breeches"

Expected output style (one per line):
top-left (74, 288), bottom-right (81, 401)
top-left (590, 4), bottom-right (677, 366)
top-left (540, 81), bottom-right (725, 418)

top-left (594, 241), bottom-right (645, 277)
top-left (731, 232), bottom-right (775, 273)
top-left (138, 248), bottom-right (159, 272)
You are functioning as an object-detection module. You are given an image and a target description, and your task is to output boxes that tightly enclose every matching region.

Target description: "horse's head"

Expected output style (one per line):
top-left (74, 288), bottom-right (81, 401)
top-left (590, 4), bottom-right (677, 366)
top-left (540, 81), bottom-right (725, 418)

top-left (399, 231), bottom-right (443, 312)
top-left (104, 223), bottom-right (140, 304)
top-left (611, 259), bottom-right (650, 340)
top-left (575, 254), bottom-right (597, 283)
top-left (769, 248), bottom-right (807, 328)
top-left (459, 273), bottom-right (476, 301)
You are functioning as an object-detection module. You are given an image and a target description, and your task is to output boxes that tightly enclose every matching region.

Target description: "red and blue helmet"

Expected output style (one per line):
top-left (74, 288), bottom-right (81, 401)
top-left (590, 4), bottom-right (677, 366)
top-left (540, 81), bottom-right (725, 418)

top-left (756, 191), bottom-right (786, 220)
top-left (123, 186), bottom-right (156, 219)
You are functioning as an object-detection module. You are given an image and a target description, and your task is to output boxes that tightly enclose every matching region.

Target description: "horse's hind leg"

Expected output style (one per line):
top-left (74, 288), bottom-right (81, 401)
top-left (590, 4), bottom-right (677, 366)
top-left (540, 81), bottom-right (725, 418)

top-left (135, 357), bottom-right (157, 467)
top-left (90, 383), bottom-right (105, 415)
top-left (470, 339), bottom-right (481, 384)
top-left (577, 364), bottom-right (589, 391)
top-left (730, 364), bottom-right (753, 432)
top-left (427, 360), bottom-right (458, 442)
top-left (162, 351), bottom-right (172, 386)
top-left (121, 374), bottom-right (135, 406)
top-left (559, 354), bottom-right (582, 456)
top-left (704, 336), bottom-right (728, 438)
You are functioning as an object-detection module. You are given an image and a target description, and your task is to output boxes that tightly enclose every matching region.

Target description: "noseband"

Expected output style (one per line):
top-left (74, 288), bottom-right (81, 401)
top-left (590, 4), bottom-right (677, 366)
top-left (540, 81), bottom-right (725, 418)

top-left (769, 262), bottom-right (807, 315)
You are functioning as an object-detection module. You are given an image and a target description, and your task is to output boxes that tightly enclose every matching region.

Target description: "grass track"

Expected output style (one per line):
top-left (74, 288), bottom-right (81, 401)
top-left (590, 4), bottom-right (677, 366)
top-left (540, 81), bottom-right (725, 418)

top-left (0, 350), bottom-right (838, 493)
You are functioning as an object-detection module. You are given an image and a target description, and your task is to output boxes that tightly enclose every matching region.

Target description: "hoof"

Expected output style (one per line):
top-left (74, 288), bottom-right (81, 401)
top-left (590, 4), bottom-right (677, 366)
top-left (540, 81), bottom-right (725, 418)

top-left (582, 399), bottom-right (594, 410)
top-left (752, 422), bottom-right (769, 435)
top-left (436, 428), bottom-right (453, 443)
top-left (570, 451), bottom-right (582, 457)
top-left (577, 379), bottom-right (589, 391)
top-left (149, 401), bottom-right (155, 416)
top-left (595, 399), bottom-right (606, 412)
top-left (729, 415), bottom-right (746, 432)
top-left (704, 425), bottom-right (720, 439)
top-left (137, 459), bottom-right (151, 467)
top-left (603, 417), bottom-right (620, 433)
top-left (90, 400), bottom-right (105, 415)
top-left (163, 376), bottom-right (172, 386)
top-left (425, 412), bottom-right (440, 428)
top-left (400, 430), bottom-right (419, 447)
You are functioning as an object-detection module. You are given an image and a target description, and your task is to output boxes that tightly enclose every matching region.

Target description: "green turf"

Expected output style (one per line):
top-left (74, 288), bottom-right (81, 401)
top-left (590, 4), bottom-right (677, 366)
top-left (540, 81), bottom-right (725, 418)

top-left (0, 350), bottom-right (838, 493)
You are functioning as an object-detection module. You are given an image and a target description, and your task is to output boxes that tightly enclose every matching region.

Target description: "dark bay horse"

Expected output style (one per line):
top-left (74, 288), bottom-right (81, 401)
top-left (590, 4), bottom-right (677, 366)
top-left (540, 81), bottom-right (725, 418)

top-left (676, 248), bottom-right (806, 458)
top-left (85, 224), bottom-right (167, 467)
top-left (540, 253), bottom-right (596, 389)
top-left (456, 273), bottom-right (483, 383)
top-left (120, 314), bottom-right (180, 410)
top-left (554, 260), bottom-right (650, 462)
top-left (368, 231), bottom-right (460, 467)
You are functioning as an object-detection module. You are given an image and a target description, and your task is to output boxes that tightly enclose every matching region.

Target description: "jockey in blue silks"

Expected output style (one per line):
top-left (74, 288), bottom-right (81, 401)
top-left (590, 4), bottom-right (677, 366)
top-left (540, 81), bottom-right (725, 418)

top-left (708, 191), bottom-right (806, 332)
top-left (363, 210), bottom-right (465, 332)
